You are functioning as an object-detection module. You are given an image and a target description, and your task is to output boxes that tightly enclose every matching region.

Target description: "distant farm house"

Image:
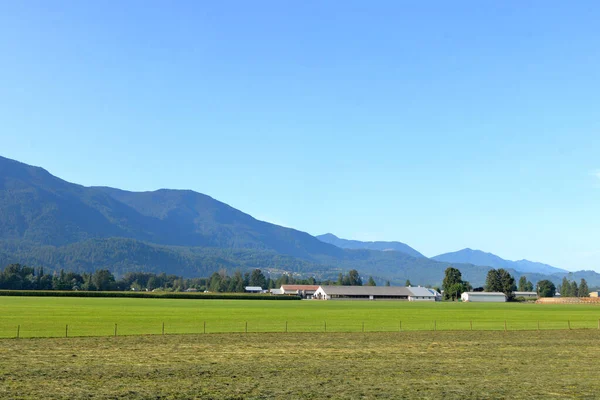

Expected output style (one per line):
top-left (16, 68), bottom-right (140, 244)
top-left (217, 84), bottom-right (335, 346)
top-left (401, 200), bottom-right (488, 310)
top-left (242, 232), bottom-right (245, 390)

top-left (313, 286), bottom-right (441, 301)
top-left (461, 292), bottom-right (506, 302)
top-left (244, 286), bottom-right (263, 293)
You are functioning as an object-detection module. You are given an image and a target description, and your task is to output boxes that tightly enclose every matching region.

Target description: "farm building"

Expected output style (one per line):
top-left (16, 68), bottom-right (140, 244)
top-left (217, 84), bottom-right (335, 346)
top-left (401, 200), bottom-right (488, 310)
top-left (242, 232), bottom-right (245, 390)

top-left (244, 286), bottom-right (263, 293)
top-left (461, 292), bottom-right (506, 302)
top-left (407, 286), bottom-right (443, 301)
top-left (590, 291), bottom-right (600, 298)
top-left (313, 286), bottom-right (440, 301)
top-left (514, 291), bottom-right (538, 299)
top-left (280, 285), bottom-right (320, 299)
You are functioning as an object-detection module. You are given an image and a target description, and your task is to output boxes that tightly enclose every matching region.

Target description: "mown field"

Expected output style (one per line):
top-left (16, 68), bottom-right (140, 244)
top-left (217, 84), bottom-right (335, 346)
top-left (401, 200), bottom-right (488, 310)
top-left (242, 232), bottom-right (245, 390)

top-left (2, 330), bottom-right (600, 399)
top-left (1, 296), bottom-right (600, 338)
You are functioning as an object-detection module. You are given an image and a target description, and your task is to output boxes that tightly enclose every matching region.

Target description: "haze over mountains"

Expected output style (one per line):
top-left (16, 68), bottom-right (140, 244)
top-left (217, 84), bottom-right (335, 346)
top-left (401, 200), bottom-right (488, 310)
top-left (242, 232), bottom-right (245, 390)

top-left (0, 155), bottom-right (597, 287)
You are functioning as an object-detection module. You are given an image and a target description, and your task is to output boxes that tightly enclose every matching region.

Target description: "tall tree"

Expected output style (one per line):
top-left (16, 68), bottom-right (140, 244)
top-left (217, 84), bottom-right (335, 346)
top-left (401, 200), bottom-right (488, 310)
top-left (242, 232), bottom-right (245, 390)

top-left (405, 279), bottom-right (412, 287)
top-left (560, 277), bottom-right (571, 297)
top-left (485, 269), bottom-right (516, 301)
top-left (92, 269), bottom-right (116, 291)
top-left (537, 280), bottom-right (556, 298)
top-left (498, 269), bottom-right (517, 301)
top-left (385, 280), bottom-right (391, 286)
top-left (442, 267), bottom-right (464, 301)
top-left (366, 276), bottom-right (376, 286)
top-left (485, 269), bottom-right (502, 292)
top-left (579, 279), bottom-right (589, 297)
top-left (347, 269), bottom-right (362, 286)
top-left (518, 276), bottom-right (528, 292)
top-left (249, 269), bottom-right (267, 288)
top-left (571, 281), bottom-right (578, 298)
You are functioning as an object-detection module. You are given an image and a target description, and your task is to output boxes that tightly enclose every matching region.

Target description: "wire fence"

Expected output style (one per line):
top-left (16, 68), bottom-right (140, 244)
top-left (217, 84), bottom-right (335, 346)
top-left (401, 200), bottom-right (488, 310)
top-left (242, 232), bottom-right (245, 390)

top-left (2, 319), bottom-right (600, 339)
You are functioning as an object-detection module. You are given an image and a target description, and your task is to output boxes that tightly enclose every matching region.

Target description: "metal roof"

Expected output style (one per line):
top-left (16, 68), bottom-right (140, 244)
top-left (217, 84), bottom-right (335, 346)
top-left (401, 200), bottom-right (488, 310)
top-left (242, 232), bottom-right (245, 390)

top-left (463, 292), bottom-right (506, 296)
top-left (514, 291), bottom-right (537, 295)
top-left (245, 286), bottom-right (263, 291)
top-left (407, 287), bottom-right (440, 297)
top-left (281, 285), bottom-right (320, 291)
top-left (317, 286), bottom-right (413, 296)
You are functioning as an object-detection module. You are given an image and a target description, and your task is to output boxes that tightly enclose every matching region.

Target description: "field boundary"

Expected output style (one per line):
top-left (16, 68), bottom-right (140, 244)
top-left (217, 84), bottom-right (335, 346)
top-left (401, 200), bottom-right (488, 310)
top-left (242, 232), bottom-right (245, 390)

top-left (0, 290), bottom-right (301, 300)
top-left (4, 318), bottom-right (600, 339)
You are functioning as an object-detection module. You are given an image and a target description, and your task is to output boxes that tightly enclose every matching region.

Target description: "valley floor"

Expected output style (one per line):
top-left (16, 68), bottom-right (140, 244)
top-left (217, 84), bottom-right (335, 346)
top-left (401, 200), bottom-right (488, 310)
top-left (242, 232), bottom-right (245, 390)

top-left (1, 330), bottom-right (599, 399)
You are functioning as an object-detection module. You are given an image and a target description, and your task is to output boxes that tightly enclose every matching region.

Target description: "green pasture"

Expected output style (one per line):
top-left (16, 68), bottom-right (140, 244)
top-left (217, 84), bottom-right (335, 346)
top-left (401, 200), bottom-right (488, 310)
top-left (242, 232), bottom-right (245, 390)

top-left (1, 296), bottom-right (600, 338)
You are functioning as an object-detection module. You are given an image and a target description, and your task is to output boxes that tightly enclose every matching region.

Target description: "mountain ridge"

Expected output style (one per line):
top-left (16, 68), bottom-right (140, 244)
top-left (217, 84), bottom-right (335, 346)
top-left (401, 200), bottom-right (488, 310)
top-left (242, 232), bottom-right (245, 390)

top-left (316, 233), bottom-right (425, 258)
top-left (432, 248), bottom-right (568, 275)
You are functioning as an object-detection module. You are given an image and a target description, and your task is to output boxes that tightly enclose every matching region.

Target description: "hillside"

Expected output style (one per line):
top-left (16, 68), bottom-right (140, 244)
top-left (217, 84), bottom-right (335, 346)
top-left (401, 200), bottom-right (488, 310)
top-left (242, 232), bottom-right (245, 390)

top-left (1, 155), bottom-right (598, 287)
top-left (433, 248), bottom-right (568, 275)
top-left (0, 156), bottom-right (343, 260)
top-left (316, 233), bottom-right (425, 258)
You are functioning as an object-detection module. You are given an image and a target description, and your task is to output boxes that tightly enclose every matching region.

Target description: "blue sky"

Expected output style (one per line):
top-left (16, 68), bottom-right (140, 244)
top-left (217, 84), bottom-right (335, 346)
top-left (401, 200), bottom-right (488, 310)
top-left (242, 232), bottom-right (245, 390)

top-left (1, 1), bottom-right (599, 271)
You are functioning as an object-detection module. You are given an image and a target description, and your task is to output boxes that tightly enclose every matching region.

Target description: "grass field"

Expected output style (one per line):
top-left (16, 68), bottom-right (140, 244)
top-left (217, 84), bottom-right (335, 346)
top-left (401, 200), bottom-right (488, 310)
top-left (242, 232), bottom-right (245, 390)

top-left (2, 296), bottom-right (600, 338)
top-left (2, 330), bottom-right (600, 399)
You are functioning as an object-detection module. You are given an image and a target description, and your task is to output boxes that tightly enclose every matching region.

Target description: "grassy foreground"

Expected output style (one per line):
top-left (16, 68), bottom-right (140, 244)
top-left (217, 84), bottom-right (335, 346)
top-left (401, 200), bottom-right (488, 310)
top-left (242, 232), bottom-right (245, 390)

top-left (2, 296), bottom-right (600, 338)
top-left (1, 330), bottom-right (599, 399)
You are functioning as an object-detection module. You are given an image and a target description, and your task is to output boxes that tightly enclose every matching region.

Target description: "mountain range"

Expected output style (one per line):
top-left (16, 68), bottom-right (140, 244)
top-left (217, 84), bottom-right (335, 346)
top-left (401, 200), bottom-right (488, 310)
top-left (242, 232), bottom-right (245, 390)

top-left (0, 155), bottom-right (597, 287)
top-left (432, 248), bottom-right (568, 275)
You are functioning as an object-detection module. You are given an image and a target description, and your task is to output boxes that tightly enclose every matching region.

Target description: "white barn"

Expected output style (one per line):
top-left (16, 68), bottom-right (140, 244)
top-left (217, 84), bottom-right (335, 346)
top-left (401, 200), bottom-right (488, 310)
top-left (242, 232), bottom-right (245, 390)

top-left (407, 286), bottom-right (442, 301)
top-left (313, 286), bottom-right (440, 301)
top-left (461, 292), bottom-right (506, 302)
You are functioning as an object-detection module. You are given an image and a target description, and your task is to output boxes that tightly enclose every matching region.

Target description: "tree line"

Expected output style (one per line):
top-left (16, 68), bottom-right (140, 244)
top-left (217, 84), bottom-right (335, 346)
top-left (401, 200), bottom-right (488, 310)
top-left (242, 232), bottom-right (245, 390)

top-left (0, 264), bottom-right (374, 293)
top-left (441, 266), bottom-right (591, 301)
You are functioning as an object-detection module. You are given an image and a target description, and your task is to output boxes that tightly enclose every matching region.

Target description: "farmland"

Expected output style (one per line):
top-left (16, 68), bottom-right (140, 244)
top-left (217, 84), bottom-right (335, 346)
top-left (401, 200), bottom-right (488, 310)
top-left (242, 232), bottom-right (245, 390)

top-left (2, 330), bottom-right (600, 399)
top-left (2, 296), bottom-right (600, 338)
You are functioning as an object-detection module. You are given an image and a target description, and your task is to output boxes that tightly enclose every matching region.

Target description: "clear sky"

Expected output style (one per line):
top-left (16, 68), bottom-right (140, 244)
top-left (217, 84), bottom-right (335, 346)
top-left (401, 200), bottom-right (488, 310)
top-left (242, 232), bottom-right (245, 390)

top-left (1, 1), bottom-right (599, 271)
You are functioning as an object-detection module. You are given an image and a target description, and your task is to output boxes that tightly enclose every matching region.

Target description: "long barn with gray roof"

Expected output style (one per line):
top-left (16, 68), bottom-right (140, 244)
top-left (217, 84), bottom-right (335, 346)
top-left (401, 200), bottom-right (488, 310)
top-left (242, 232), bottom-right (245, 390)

top-left (313, 286), bottom-right (440, 301)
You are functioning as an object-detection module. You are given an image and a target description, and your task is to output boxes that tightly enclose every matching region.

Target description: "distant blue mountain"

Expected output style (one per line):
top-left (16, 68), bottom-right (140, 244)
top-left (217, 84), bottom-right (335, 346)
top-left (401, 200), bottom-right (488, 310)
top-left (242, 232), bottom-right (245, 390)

top-left (432, 248), bottom-right (568, 275)
top-left (316, 233), bottom-right (425, 258)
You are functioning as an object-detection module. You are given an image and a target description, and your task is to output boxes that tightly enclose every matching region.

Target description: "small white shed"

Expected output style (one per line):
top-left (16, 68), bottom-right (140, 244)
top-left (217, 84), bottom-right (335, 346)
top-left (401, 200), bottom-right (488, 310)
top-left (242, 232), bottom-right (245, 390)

top-left (461, 292), bottom-right (506, 302)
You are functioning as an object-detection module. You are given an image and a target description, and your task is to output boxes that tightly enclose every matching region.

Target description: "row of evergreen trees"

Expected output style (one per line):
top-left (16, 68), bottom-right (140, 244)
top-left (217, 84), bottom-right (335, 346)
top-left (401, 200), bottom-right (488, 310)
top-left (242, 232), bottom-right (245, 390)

top-left (558, 277), bottom-right (589, 297)
top-left (0, 264), bottom-right (375, 293)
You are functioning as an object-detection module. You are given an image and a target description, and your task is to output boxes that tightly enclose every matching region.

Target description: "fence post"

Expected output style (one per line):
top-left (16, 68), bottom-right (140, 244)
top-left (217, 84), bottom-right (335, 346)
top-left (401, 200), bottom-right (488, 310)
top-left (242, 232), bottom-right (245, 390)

top-left (399, 320), bottom-right (402, 332)
top-left (162, 322), bottom-right (165, 335)
top-left (362, 322), bottom-right (364, 333)
top-left (568, 320), bottom-right (571, 330)
top-left (537, 321), bottom-right (540, 331)
top-left (17, 325), bottom-right (20, 339)
top-left (114, 323), bottom-right (117, 337)
top-left (434, 320), bottom-right (436, 331)
top-left (246, 321), bottom-right (248, 334)
top-left (324, 321), bottom-right (327, 332)
top-left (285, 321), bottom-right (288, 333)
top-left (504, 320), bottom-right (507, 332)
top-left (470, 321), bottom-right (472, 331)
top-left (203, 321), bottom-right (206, 334)
top-left (65, 324), bottom-right (68, 338)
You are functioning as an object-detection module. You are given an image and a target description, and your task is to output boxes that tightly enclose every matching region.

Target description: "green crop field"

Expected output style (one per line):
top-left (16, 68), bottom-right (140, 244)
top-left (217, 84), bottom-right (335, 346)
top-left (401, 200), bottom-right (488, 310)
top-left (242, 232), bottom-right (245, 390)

top-left (1, 296), bottom-right (600, 338)
top-left (2, 330), bottom-right (600, 399)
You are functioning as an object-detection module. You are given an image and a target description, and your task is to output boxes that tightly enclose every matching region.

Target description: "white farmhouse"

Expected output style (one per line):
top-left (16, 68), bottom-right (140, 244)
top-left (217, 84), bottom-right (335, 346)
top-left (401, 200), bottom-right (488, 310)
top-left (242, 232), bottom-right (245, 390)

top-left (461, 292), bottom-right (506, 302)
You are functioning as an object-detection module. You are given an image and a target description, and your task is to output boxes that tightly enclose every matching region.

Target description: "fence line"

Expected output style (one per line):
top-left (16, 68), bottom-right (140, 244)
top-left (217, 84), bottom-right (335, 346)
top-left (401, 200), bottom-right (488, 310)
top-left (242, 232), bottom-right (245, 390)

top-left (3, 319), bottom-right (600, 339)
